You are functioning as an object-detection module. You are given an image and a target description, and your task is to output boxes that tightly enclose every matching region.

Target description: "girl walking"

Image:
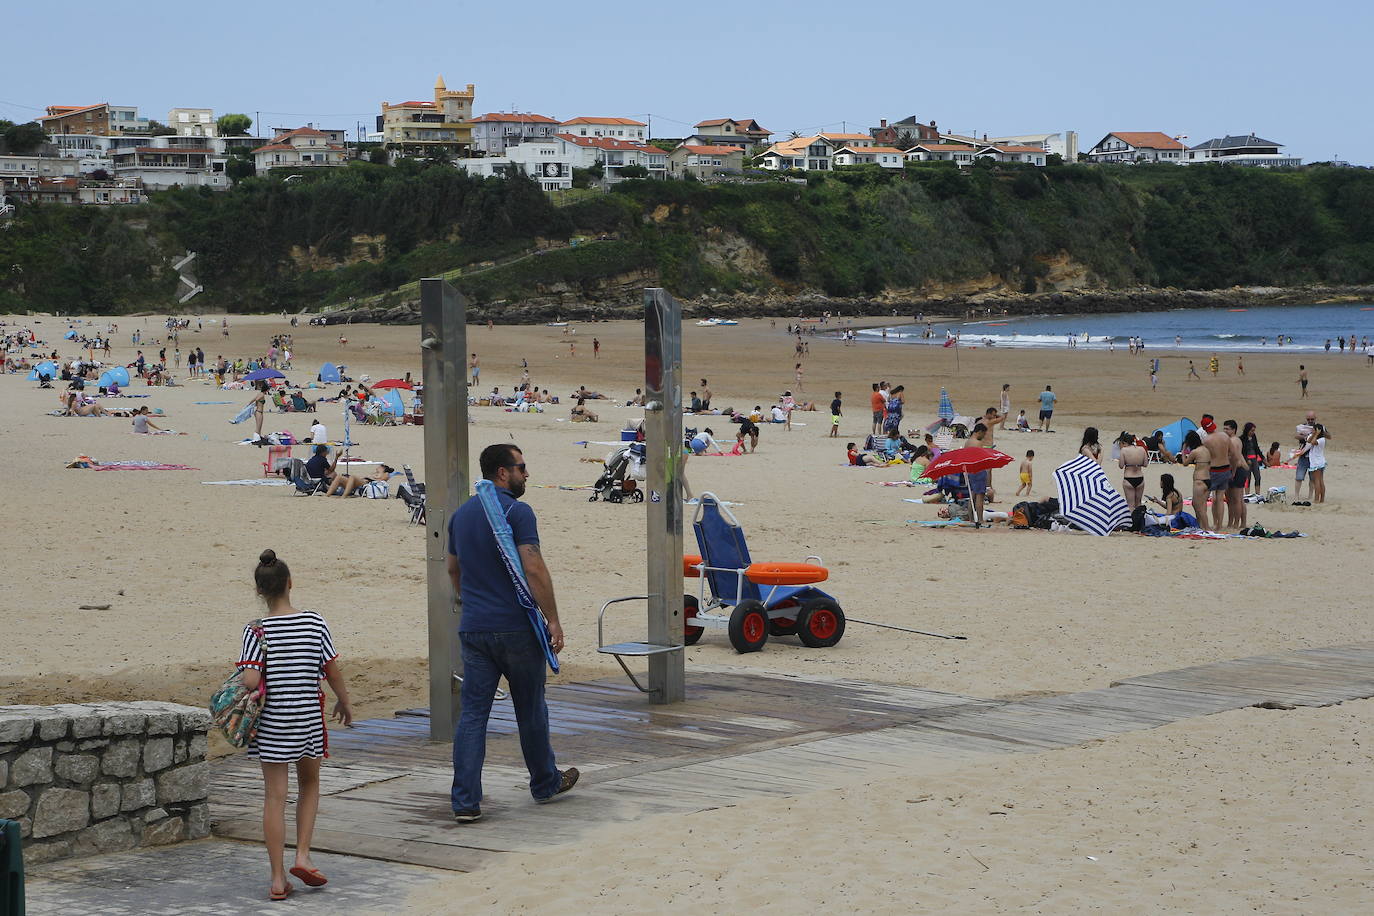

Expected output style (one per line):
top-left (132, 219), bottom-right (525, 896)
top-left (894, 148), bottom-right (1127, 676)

top-left (235, 550), bottom-right (353, 901)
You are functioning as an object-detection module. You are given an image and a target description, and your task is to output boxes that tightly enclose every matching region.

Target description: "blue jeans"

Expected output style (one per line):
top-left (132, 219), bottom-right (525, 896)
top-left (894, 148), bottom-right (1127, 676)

top-left (451, 630), bottom-right (560, 811)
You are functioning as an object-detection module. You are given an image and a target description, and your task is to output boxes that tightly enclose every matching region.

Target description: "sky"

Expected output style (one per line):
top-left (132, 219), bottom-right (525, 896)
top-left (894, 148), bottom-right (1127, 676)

top-left (3, 1), bottom-right (1370, 165)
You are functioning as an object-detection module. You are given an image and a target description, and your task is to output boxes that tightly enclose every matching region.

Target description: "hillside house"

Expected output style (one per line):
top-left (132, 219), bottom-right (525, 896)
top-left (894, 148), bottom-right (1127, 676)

top-left (1086, 132), bottom-right (1185, 163)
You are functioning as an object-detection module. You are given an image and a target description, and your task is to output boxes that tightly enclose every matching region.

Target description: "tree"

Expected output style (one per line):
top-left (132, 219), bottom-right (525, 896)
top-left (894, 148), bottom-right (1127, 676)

top-left (216, 113), bottom-right (253, 136)
top-left (145, 120), bottom-right (177, 136)
top-left (3, 121), bottom-right (49, 154)
top-left (619, 164), bottom-right (649, 179)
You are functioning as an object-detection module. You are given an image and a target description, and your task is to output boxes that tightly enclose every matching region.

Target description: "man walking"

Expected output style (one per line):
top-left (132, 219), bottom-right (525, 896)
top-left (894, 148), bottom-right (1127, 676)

top-left (448, 444), bottom-right (577, 822)
top-left (1037, 385), bottom-right (1056, 432)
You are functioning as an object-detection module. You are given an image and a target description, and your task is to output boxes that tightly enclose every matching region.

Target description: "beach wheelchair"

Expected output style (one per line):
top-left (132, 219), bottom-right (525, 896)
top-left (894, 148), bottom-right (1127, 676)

top-left (683, 493), bottom-right (845, 653)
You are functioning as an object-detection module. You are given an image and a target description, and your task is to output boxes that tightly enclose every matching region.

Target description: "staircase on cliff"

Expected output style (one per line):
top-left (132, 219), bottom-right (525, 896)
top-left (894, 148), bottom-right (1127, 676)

top-left (172, 250), bottom-right (203, 304)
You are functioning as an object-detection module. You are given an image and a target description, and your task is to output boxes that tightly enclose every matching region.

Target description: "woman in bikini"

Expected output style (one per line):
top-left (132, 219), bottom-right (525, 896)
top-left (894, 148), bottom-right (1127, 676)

top-left (1240, 422), bottom-right (1264, 496)
top-left (1117, 432), bottom-right (1148, 509)
top-left (1079, 427), bottom-right (1102, 463)
top-left (1146, 473), bottom-right (1184, 525)
top-left (1179, 430), bottom-right (1211, 528)
top-left (252, 380), bottom-right (270, 440)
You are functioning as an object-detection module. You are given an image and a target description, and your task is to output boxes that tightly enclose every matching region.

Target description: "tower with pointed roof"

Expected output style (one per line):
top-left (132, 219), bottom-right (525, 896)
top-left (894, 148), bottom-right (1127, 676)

top-left (379, 75), bottom-right (477, 160)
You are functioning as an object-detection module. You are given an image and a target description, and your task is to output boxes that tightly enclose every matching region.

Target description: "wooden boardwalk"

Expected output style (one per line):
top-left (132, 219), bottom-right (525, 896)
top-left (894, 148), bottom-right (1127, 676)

top-left (210, 643), bottom-right (1374, 870)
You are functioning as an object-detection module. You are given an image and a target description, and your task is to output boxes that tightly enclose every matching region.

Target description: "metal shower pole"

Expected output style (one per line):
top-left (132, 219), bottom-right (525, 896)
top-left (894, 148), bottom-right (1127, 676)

top-left (420, 278), bottom-right (469, 741)
top-left (643, 288), bottom-right (685, 703)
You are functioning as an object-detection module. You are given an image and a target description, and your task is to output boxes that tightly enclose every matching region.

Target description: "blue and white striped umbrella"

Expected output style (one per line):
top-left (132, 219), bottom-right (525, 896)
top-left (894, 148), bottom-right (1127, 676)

top-left (1053, 454), bottom-right (1129, 536)
top-left (937, 387), bottom-right (955, 421)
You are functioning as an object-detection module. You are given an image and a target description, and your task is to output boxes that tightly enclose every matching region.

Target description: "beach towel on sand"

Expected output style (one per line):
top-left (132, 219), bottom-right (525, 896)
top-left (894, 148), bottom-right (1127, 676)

top-left (475, 479), bottom-right (559, 673)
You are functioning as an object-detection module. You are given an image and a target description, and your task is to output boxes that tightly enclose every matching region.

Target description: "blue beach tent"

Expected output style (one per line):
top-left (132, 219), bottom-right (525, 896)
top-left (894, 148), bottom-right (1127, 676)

top-left (29, 360), bottom-right (59, 380)
top-left (318, 362), bottom-right (341, 384)
top-left (380, 389), bottom-right (405, 417)
top-left (1152, 417), bottom-right (1198, 455)
top-left (64, 330), bottom-right (78, 340)
top-left (98, 366), bottom-right (131, 389)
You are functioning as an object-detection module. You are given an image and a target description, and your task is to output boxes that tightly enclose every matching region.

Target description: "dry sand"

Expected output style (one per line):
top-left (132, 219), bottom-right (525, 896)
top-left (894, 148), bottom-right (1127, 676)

top-left (4, 311), bottom-right (1370, 907)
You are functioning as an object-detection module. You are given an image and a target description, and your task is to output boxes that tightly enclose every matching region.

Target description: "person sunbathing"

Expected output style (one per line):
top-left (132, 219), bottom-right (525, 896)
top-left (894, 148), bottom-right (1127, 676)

top-left (327, 464), bottom-right (395, 497)
top-left (573, 386), bottom-right (606, 400)
top-left (63, 392), bottom-right (107, 417)
top-left (570, 398), bottom-right (598, 422)
top-left (846, 442), bottom-right (885, 466)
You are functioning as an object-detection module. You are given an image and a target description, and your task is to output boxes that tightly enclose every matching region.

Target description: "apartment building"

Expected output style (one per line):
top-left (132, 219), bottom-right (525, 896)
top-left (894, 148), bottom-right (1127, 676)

top-left (559, 117), bottom-right (647, 141)
top-left (380, 75), bottom-right (476, 160)
top-left (470, 113), bottom-right (560, 156)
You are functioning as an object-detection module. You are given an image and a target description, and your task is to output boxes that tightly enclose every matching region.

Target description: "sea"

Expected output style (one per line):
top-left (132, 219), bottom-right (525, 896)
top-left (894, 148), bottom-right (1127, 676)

top-left (850, 303), bottom-right (1374, 353)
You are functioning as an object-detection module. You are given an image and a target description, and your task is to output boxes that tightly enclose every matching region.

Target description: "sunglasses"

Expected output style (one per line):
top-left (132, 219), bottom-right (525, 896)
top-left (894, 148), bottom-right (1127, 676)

top-left (507, 463), bottom-right (527, 472)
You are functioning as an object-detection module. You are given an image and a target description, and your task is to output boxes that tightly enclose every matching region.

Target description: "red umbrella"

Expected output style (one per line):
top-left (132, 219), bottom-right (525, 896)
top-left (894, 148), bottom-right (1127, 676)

top-left (370, 378), bottom-right (413, 390)
top-left (924, 447), bottom-right (1014, 481)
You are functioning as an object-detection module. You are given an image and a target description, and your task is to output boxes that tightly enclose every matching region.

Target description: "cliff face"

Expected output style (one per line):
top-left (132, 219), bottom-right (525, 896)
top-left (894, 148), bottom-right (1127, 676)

top-left (4, 161), bottom-right (1374, 316)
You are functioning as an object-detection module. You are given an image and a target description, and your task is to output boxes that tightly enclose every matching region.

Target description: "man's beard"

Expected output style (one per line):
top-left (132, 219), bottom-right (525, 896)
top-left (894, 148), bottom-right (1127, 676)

top-left (508, 477), bottom-right (526, 498)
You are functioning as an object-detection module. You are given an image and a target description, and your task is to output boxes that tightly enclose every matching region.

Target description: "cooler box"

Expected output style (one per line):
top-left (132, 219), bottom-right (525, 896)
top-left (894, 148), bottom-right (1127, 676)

top-left (620, 429), bottom-right (637, 442)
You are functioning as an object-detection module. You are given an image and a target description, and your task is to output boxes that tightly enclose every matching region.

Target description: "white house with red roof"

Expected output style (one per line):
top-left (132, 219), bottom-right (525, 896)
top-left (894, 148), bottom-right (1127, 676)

top-left (252, 127), bottom-right (347, 174)
top-left (470, 113), bottom-right (560, 156)
top-left (831, 146), bottom-right (906, 168)
top-left (559, 117), bottom-right (647, 141)
top-left (903, 142), bottom-right (979, 166)
top-left (1086, 132), bottom-right (1185, 164)
top-left (973, 144), bottom-right (1048, 166)
top-left (556, 133), bottom-right (665, 180)
top-left (757, 133), bottom-right (877, 171)
top-left (667, 144), bottom-right (745, 179)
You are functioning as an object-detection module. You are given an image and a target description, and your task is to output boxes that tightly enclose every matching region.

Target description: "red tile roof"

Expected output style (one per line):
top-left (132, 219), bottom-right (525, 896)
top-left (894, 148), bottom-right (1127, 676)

top-left (560, 116), bottom-right (646, 127)
top-left (41, 104), bottom-right (107, 120)
top-left (389, 101), bottom-right (437, 108)
top-left (472, 112), bottom-right (558, 124)
top-left (556, 133), bottom-right (655, 151)
top-left (1109, 131), bottom-right (1184, 150)
top-left (275, 127), bottom-right (329, 140)
top-left (820, 133), bottom-right (871, 141)
top-left (694, 118), bottom-right (734, 127)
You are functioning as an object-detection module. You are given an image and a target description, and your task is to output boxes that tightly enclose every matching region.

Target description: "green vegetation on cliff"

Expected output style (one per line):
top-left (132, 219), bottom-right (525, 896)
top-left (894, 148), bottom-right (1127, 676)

top-left (3, 159), bottom-right (1373, 314)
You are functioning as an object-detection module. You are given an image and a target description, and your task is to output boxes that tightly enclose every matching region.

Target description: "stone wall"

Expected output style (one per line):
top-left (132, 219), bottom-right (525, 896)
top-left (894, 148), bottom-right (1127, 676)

top-left (0, 701), bottom-right (209, 864)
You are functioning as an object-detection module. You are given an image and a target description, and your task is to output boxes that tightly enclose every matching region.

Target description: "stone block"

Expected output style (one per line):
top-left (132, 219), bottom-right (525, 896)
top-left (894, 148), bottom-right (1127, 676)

top-left (72, 818), bottom-right (137, 856)
top-left (156, 762), bottom-right (208, 805)
top-left (0, 788), bottom-right (30, 820)
top-left (179, 709), bottom-right (211, 733)
top-left (143, 807), bottom-right (168, 822)
top-left (55, 741), bottom-right (75, 752)
top-left (69, 713), bottom-right (104, 739)
top-left (127, 702), bottom-right (182, 736)
top-left (101, 740), bottom-right (140, 778)
top-left (9, 747), bottom-right (54, 787)
top-left (187, 734), bottom-right (208, 761)
top-left (120, 779), bottom-right (154, 812)
top-left (0, 759), bottom-right (6, 787)
top-left (76, 738), bottom-right (110, 751)
top-left (172, 740), bottom-right (187, 765)
top-left (186, 803), bottom-right (210, 839)
top-left (16, 816), bottom-right (31, 838)
top-left (0, 714), bottom-right (35, 743)
top-left (54, 754), bottom-right (100, 786)
top-left (91, 783), bottom-right (121, 818)
top-left (24, 838), bottom-right (73, 864)
top-left (142, 737), bottom-right (174, 773)
top-left (36, 715), bottom-right (71, 741)
top-left (31, 787), bottom-right (90, 838)
top-left (100, 711), bottom-right (147, 737)
top-left (140, 815), bottom-right (185, 847)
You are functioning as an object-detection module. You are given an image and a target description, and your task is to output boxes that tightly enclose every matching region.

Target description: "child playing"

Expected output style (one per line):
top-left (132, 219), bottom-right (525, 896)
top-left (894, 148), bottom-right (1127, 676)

top-left (829, 391), bottom-right (842, 438)
top-left (1014, 450), bottom-right (1035, 496)
top-left (1016, 410), bottom-right (1030, 431)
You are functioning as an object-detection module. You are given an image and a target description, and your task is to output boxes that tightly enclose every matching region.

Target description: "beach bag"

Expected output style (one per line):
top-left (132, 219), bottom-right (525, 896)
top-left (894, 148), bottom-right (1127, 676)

top-left (361, 480), bottom-right (389, 499)
top-left (209, 621), bottom-right (267, 748)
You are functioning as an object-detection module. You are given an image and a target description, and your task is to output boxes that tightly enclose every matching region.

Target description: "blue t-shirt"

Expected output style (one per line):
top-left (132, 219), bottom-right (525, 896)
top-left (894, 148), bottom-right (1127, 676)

top-left (1039, 390), bottom-right (1056, 411)
top-left (447, 487), bottom-right (540, 633)
top-left (305, 452), bottom-right (331, 479)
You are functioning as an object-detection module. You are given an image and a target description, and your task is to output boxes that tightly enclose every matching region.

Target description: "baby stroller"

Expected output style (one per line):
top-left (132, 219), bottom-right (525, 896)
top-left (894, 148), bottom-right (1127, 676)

top-left (589, 442), bottom-right (646, 503)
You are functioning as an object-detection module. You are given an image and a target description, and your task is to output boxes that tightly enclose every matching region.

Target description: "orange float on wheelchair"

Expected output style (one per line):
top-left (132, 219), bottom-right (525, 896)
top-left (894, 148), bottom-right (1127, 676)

top-left (683, 555), bottom-right (828, 585)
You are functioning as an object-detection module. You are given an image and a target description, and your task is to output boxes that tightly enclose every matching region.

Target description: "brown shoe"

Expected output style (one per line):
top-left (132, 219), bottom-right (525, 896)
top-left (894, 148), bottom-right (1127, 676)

top-left (537, 767), bottom-right (579, 804)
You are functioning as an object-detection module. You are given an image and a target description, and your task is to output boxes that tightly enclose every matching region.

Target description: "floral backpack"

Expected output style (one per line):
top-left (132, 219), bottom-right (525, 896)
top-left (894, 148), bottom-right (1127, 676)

top-left (209, 620), bottom-right (268, 748)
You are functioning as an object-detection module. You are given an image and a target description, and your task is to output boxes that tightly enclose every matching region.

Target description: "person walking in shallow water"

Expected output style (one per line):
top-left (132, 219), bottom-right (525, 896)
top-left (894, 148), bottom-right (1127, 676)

top-left (236, 550), bottom-right (353, 902)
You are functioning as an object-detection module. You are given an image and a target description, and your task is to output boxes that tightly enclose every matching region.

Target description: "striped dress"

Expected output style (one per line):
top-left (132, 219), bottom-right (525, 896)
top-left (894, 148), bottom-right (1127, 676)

top-left (236, 611), bottom-right (337, 762)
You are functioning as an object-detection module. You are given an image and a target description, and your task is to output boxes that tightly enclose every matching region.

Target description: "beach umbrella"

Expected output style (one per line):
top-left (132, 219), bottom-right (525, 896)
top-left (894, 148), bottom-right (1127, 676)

top-left (370, 378), bottom-right (413, 390)
top-left (1053, 454), bottom-right (1129, 536)
top-left (937, 387), bottom-right (955, 421)
top-left (243, 368), bottom-right (285, 382)
top-left (923, 447), bottom-right (1014, 482)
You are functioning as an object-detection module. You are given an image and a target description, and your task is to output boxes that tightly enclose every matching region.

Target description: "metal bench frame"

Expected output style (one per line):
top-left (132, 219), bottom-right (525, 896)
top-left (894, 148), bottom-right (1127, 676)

top-left (597, 595), bottom-right (684, 694)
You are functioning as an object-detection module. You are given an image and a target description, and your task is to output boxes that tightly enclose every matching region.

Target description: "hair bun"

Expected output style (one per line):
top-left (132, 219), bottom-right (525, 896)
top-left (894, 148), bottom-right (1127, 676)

top-left (259, 549), bottom-right (277, 566)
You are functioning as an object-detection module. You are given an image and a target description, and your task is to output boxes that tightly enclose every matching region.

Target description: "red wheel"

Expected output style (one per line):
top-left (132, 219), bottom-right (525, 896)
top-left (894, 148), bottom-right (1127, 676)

top-left (768, 600), bottom-right (799, 637)
top-left (797, 597), bottom-right (845, 648)
top-left (683, 594), bottom-right (703, 646)
top-left (728, 600), bottom-right (769, 653)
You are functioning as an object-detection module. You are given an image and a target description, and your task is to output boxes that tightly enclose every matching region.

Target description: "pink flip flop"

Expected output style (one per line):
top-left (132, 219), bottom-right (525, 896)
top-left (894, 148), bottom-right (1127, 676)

top-left (289, 866), bottom-right (328, 887)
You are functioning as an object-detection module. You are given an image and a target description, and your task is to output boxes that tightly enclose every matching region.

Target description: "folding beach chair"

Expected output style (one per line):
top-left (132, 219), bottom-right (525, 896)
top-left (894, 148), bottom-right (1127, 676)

top-left (400, 464), bottom-right (426, 525)
top-left (286, 458), bottom-right (327, 495)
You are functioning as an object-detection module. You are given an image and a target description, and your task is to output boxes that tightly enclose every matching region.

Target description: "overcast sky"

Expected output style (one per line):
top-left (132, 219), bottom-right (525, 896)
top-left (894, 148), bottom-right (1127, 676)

top-left (3, 0), bottom-right (1368, 164)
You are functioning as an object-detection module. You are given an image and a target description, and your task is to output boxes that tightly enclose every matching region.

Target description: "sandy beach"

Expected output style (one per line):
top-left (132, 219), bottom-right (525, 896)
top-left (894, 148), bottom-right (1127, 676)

top-left (4, 311), bottom-right (1371, 909)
